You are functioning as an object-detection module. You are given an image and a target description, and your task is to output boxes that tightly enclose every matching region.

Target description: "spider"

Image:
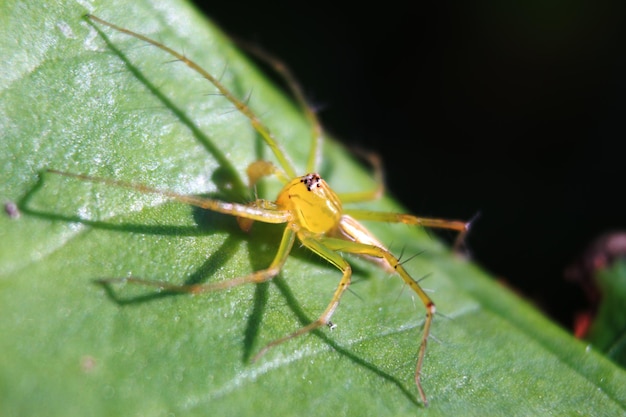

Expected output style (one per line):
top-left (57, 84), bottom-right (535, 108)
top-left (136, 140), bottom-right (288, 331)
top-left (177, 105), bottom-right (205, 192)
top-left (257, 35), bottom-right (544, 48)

top-left (48, 14), bottom-right (471, 406)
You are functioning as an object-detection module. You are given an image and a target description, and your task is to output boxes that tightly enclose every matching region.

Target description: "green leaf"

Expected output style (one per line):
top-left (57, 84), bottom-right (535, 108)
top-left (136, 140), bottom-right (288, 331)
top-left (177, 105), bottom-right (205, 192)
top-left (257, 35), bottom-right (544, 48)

top-left (1, 1), bottom-right (625, 416)
top-left (586, 259), bottom-right (626, 367)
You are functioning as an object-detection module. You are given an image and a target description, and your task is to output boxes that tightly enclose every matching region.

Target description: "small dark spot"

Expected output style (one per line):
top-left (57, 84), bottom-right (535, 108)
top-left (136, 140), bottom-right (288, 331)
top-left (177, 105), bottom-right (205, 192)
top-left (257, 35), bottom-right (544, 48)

top-left (80, 355), bottom-right (97, 373)
top-left (4, 201), bottom-right (20, 219)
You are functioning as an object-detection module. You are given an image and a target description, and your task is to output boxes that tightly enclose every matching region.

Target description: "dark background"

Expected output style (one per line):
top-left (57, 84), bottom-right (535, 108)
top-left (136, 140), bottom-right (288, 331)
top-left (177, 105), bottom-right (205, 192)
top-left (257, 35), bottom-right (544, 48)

top-left (192, 1), bottom-right (626, 331)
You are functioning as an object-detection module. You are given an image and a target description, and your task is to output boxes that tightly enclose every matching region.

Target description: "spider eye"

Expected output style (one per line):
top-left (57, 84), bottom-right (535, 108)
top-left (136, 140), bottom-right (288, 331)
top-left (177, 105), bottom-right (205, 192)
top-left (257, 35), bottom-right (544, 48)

top-left (301, 173), bottom-right (322, 191)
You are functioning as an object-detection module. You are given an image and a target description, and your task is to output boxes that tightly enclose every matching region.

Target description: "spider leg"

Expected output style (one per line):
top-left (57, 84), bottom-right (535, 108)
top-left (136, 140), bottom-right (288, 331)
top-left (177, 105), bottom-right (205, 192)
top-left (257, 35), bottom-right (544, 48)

top-left (337, 151), bottom-right (385, 204)
top-left (252, 232), bottom-right (352, 360)
top-left (245, 160), bottom-right (290, 188)
top-left (45, 169), bottom-right (290, 224)
top-left (233, 40), bottom-right (323, 173)
top-left (98, 225), bottom-right (296, 293)
top-left (86, 14), bottom-right (298, 179)
top-left (317, 236), bottom-right (434, 406)
top-left (344, 208), bottom-right (470, 250)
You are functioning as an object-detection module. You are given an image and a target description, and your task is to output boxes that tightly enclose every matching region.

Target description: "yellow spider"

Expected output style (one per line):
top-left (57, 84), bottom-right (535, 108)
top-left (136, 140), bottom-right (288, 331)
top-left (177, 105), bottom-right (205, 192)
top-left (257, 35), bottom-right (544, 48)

top-left (49, 15), bottom-right (470, 406)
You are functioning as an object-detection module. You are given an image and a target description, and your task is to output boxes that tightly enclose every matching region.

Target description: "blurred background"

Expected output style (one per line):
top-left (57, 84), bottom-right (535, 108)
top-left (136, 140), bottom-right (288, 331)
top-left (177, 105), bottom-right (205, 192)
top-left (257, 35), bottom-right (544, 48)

top-left (192, 0), bottom-right (626, 333)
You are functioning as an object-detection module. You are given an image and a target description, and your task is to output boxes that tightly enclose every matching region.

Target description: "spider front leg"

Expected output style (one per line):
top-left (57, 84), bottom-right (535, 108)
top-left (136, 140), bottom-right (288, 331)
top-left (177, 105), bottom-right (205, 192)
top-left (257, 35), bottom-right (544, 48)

top-left (43, 169), bottom-right (296, 291)
top-left (232, 39), bottom-right (324, 173)
top-left (337, 151), bottom-right (385, 204)
top-left (337, 150), bottom-right (471, 250)
top-left (317, 236), bottom-right (435, 406)
top-left (345, 208), bottom-right (471, 251)
top-left (252, 231), bottom-right (353, 359)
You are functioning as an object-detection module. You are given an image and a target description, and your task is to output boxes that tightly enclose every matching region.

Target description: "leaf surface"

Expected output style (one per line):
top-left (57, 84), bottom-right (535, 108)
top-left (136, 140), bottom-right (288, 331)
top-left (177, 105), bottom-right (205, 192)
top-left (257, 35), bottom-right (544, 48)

top-left (1, 1), bottom-right (625, 416)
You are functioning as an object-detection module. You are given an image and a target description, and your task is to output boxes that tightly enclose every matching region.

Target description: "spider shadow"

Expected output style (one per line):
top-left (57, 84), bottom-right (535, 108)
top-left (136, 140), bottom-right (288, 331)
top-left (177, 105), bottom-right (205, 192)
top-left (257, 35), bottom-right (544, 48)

top-left (84, 16), bottom-right (250, 200)
top-left (20, 173), bottom-right (418, 406)
top-left (18, 171), bottom-right (257, 307)
top-left (233, 220), bottom-right (420, 406)
top-left (269, 270), bottom-right (421, 407)
top-left (230, 187), bottom-right (418, 406)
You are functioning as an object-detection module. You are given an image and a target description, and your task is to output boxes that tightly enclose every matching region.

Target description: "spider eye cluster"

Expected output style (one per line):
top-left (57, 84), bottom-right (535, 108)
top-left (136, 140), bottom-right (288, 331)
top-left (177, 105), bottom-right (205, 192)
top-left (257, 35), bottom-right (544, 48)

top-left (300, 173), bottom-right (322, 191)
